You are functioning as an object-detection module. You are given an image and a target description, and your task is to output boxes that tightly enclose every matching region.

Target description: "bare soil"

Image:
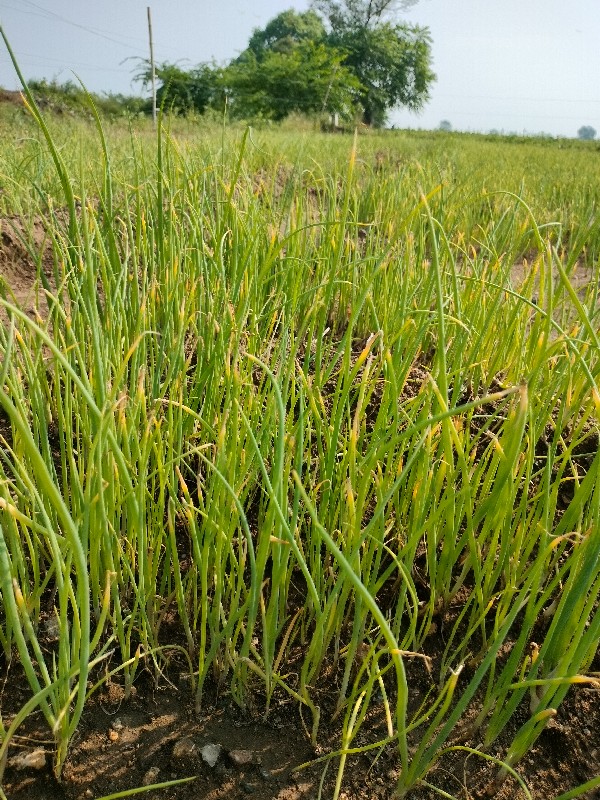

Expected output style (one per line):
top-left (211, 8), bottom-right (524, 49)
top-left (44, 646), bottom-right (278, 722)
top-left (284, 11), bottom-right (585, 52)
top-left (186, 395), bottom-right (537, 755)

top-left (0, 88), bottom-right (23, 106)
top-left (1, 220), bottom-right (599, 799)
top-left (0, 215), bottom-right (55, 324)
top-left (2, 643), bottom-right (599, 800)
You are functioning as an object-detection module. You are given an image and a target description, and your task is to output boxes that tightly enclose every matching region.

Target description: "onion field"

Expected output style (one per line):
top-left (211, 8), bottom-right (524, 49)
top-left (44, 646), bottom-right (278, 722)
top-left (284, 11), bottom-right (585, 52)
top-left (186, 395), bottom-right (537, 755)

top-left (0, 53), bottom-right (599, 800)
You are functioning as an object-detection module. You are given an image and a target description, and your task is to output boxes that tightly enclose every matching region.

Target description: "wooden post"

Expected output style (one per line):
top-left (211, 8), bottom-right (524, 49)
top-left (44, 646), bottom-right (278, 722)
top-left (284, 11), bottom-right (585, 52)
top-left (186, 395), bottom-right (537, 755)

top-left (147, 6), bottom-right (157, 126)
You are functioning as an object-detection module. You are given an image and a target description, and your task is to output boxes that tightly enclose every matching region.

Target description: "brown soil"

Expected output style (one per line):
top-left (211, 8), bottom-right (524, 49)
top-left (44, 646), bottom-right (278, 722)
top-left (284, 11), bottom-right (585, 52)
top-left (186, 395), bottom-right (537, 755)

top-left (2, 649), bottom-right (599, 800)
top-left (0, 216), bottom-right (55, 324)
top-left (510, 257), bottom-right (598, 322)
top-left (1, 223), bottom-right (599, 799)
top-left (0, 88), bottom-right (24, 106)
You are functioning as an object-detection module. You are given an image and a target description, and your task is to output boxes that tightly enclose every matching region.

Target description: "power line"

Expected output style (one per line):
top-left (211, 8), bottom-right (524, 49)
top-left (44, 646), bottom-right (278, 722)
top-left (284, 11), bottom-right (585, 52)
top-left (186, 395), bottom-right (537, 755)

top-left (436, 92), bottom-right (600, 105)
top-left (14, 0), bottom-right (148, 53)
top-left (0, 0), bottom-right (180, 61)
top-left (0, 51), bottom-right (132, 73)
top-left (423, 109), bottom-right (599, 122)
top-left (19, 0), bottom-right (154, 47)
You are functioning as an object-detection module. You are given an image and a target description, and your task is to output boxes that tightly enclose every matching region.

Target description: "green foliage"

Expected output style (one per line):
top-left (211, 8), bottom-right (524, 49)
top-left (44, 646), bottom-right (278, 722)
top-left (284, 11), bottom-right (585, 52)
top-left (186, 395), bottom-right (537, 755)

top-left (1, 46), bottom-right (599, 798)
top-left (135, 60), bottom-right (222, 115)
top-left (231, 2), bottom-right (434, 126)
top-left (125, 2), bottom-right (434, 126)
top-left (246, 9), bottom-right (326, 56)
top-left (577, 125), bottom-right (596, 140)
top-left (224, 41), bottom-right (360, 121)
top-left (327, 21), bottom-right (434, 125)
top-left (312, 0), bottom-right (434, 125)
top-left (27, 78), bottom-right (146, 117)
top-left (313, 0), bottom-right (419, 31)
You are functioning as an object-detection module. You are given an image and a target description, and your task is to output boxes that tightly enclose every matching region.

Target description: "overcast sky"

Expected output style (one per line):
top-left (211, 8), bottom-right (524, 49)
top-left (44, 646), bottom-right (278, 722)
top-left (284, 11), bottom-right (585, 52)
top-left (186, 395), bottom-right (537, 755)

top-left (0, 0), bottom-right (598, 137)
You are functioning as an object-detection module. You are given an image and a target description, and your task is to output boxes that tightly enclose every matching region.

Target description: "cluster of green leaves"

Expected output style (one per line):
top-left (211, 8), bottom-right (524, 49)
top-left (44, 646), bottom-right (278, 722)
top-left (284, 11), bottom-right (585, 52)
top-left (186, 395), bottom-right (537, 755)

top-left (327, 20), bottom-right (434, 125)
top-left (136, 2), bottom-right (434, 126)
top-left (27, 78), bottom-right (147, 118)
top-left (225, 39), bottom-right (360, 122)
top-left (133, 61), bottom-right (223, 117)
top-left (314, 0), bottom-right (434, 126)
top-left (577, 125), bottom-right (596, 141)
top-left (0, 60), bottom-right (600, 800)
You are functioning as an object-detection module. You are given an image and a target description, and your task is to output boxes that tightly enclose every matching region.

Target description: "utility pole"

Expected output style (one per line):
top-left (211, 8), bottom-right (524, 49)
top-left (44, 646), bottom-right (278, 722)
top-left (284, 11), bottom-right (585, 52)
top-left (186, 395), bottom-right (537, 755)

top-left (147, 6), bottom-right (157, 126)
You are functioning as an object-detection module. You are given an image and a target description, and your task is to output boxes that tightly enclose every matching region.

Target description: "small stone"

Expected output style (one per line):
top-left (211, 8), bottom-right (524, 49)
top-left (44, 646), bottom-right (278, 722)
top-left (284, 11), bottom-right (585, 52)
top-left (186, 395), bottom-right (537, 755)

top-left (241, 781), bottom-right (256, 794)
top-left (178, 672), bottom-right (192, 690)
top-left (258, 766), bottom-right (273, 781)
top-left (41, 617), bottom-right (61, 642)
top-left (142, 766), bottom-right (160, 786)
top-left (172, 737), bottom-right (196, 761)
top-left (214, 762), bottom-right (230, 780)
top-left (9, 748), bottom-right (46, 770)
top-left (111, 717), bottom-right (125, 732)
top-left (201, 743), bottom-right (222, 767)
top-left (107, 728), bottom-right (119, 742)
top-left (229, 749), bottom-right (254, 767)
top-left (84, 790), bottom-right (94, 798)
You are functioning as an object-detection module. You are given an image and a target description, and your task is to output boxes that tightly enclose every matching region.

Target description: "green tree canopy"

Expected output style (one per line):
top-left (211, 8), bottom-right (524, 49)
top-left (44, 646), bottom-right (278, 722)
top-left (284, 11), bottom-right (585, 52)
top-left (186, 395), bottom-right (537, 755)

top-left (135, 61), bottom-right (221, 115)
top-left (578, 125), bottom-right (596, 141)
top-left (246, 9), bottom-right (326, 57)
top-left (329, 22), bottom-right (434, 126)
top-left (131, 2), bottom-right (434, 126)
top-left (312, 0), bottom-right (419, 31)
top-left (312, 0), bottom-right (434, 126)
top-left (224, 40), bottom-right (360, 121)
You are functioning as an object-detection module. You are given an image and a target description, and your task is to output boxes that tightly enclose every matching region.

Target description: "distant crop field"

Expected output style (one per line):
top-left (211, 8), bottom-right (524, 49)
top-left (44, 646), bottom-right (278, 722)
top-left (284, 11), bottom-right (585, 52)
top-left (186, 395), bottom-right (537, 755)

top-left (0, 88), bottom-right (599, 800)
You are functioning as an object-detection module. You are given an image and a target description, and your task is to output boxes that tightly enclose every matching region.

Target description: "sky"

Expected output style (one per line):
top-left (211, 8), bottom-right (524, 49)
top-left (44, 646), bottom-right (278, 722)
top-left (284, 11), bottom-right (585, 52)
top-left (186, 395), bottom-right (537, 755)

top-left (0, 0), bottom-right (599, 137)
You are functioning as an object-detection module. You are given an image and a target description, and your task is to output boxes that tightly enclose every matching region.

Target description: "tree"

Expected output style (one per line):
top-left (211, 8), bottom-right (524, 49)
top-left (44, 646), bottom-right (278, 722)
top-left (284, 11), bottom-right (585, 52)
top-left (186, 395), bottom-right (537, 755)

top-left (328, 22), bottom-right (434, 126)
top-left (134, 60), bottom-right (221, 115)
top-left (439, 119), bottom-right (452, 132)
top-left (246, 9), bottom-right (326, 57)
top-left (227, 10), bottom-right (360, 121)
top-left (578, 125), bottom-right (596, 141)
top-left (311, 0), bottom-right (434, 126)
top-left (312, 0), bottom-right (419, 31)
top-left (224, 40), bottom-right (360, 121)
